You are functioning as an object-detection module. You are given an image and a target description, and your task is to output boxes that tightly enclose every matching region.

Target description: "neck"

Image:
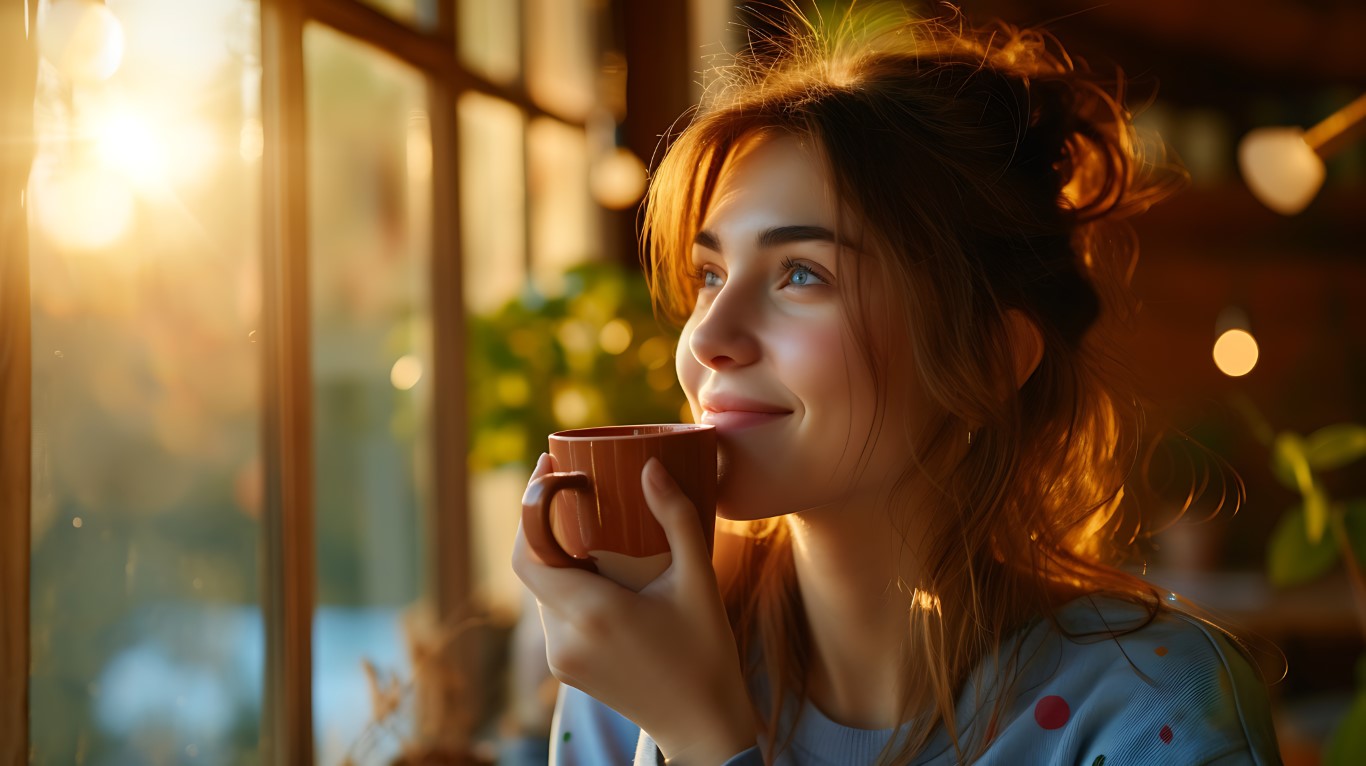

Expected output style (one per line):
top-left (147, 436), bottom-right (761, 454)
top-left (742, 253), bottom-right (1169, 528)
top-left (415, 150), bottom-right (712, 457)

top-left (785, 496), bottom-right (928, 730)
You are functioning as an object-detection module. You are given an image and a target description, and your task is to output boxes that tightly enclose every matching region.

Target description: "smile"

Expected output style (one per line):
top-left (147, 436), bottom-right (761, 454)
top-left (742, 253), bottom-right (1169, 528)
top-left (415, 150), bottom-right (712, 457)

top-left (699, 409), bottom-right (791, 431)
top-left (698, 393), bottom-right (793, 431)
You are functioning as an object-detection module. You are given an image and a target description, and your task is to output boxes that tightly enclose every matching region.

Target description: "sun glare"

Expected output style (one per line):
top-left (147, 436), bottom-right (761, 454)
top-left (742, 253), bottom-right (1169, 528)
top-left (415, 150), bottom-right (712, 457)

top-left (34, 165), bottom-right (135, 250)
top-left (93, 107), bottom-right (218, 190)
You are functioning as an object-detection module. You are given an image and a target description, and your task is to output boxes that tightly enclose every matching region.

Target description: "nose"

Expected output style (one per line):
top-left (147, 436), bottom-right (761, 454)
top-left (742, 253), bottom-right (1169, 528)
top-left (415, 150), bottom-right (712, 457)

top-left (685, 284), bottom-right (761, 371)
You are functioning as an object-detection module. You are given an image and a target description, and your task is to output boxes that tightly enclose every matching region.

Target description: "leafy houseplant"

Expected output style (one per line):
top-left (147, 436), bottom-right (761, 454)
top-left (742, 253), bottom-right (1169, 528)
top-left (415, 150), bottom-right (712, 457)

top-left (467, 260), bottom-right (690, 472)
top-left (1234, 397), bottom-right (1366, 765)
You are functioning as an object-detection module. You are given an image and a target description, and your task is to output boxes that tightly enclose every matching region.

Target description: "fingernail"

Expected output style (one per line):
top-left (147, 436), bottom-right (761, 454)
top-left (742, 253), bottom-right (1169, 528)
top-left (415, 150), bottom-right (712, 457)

top-left (537, 452), bottom-right (549, 469)
top-left (646, 458), bottom-right (671, 492)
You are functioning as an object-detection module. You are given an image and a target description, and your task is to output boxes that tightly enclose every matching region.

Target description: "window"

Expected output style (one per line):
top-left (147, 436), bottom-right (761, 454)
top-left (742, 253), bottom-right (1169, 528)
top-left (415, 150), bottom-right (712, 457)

top-left (3, 0), bottom-right (643, 762)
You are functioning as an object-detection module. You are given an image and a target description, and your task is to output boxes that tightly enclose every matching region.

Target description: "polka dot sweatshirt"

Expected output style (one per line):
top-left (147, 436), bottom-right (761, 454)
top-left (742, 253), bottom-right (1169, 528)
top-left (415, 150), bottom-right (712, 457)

top-left (549, 595), bottom-right (1282, 765)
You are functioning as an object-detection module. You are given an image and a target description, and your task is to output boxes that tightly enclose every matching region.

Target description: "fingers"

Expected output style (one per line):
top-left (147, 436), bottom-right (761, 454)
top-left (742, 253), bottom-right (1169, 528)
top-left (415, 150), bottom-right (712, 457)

top-left (641, 458), bottom-right (712, 584)
top-left (512, 518), bottom-right (609, 603)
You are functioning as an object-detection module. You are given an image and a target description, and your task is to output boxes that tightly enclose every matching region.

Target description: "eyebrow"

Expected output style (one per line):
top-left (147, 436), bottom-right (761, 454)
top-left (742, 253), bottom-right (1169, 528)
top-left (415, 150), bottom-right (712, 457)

top-left (693, 225), bottom-right (846, 252)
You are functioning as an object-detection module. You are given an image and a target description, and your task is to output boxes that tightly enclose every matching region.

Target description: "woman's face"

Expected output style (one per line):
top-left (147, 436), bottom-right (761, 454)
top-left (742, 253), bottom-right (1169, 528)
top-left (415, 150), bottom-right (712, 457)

top-left (676, 134), bottom-right (924, 520)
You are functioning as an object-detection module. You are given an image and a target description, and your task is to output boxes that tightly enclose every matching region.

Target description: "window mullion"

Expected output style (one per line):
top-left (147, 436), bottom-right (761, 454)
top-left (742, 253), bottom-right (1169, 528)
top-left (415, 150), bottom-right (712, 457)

top-left (259, 0), bottom-right (316, 764)
top-left (0, 1), bottom-right (38, 761)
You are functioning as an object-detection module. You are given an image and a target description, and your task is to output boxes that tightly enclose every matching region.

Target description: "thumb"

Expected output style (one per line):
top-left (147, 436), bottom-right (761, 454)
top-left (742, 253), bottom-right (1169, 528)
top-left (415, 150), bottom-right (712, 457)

top-left (641, 458), bottom-right (711, 572)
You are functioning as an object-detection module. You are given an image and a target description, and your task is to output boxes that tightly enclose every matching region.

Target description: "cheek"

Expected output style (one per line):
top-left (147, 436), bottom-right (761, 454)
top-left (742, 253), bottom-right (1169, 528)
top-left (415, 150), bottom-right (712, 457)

top-left (778, 322), bottom-right (863, 401)
top-left (675, 327), bottom-right (703, 406)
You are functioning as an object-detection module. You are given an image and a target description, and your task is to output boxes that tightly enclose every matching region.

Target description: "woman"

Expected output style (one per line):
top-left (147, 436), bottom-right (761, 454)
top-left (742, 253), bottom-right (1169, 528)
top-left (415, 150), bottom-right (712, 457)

top-left (511, 4), bottom-right (1282, 764)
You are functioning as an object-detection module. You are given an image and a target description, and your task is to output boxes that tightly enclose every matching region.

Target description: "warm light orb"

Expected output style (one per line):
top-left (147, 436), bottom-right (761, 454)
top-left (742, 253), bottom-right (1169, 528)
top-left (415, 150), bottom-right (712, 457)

top-left (590, 146), bottom-right (647, 210)
top-left (94, 108), bottom-right (218, 189)
top-left (39, 0), bottom-right (125, 83)
top-left (96, 111), bottom-right (164, 183)
top-left (1213, 329), bottom-right (1259, 377)
top-left (598, 319), bottom-right (632, 355)
top-left (390, 354), bottom-right (423, 390)
top-left (1237, 127), bottom-right (1325, 215)
top-left (552, 386), bottom-right (591, 427)
top-left (34, 164), bottom-right (135, 250)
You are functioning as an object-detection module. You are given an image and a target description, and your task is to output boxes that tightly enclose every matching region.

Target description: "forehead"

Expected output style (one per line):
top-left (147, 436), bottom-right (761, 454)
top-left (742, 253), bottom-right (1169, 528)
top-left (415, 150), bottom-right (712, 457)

top-left (701, 133), bottom-right (840, 233)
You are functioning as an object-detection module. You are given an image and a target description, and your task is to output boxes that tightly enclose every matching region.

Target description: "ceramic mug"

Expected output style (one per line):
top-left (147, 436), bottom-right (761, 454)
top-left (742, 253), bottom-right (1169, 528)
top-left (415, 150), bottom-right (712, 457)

top-left (521, 424), bottom-right (717, 591)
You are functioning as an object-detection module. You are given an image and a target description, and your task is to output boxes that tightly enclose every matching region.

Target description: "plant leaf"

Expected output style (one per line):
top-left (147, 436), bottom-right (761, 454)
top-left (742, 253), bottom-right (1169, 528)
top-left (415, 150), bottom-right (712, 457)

top-left (1272, 431), bottom-right (1314, 495)
top-left (1326, 691), bottom-right (1366, 766)
top-left (1305, 423), bottom-right (1366, 471)
top-left (1267, 431), bottom-right (1311, 488)
top-left (1305, 483), bottom-right (1332, 543)
top-left (1267, 504), bottom-right (1339, 586)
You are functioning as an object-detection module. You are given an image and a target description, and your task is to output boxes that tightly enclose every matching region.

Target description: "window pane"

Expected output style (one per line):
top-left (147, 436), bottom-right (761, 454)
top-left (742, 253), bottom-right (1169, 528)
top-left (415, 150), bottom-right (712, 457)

top-left (528, 117), bottom-right (599, 296)
top-left (304, 23), bottom-right (433, 764)
top-left (28, 0), bottom-right (264, 762)
top-left (458, 91), bottom-right (526, 316)
top-left (525, 0), bottom-right (595, 120)
top-left (358, 0), bottom-right (438, 32)
top-left (458, 0), bottom-right (519, 84)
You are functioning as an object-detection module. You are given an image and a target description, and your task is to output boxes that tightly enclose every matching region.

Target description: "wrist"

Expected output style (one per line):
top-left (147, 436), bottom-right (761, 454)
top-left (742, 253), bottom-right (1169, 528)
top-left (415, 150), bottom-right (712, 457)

top-left (655, 711), bottom-right (757, 766)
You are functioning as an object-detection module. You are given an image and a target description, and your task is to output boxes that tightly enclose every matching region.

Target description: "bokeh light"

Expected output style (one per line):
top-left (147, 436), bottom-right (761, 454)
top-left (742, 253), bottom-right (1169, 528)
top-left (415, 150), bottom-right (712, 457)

top-left (1213, 329), bottom-right (1260, 377)
top-left (598, 318), bottom-right (632, 354)
top-left (590, 146), bottom-right (647, 210)
top-left (39, 0), bottom-right (126, 83)
top-left (389, 354), bottom-right (423, 390)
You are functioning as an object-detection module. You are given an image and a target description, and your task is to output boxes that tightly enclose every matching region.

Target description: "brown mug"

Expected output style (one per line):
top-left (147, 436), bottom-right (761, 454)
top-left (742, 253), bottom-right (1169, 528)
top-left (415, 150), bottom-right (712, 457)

top-left (521, 424), bottom-right (717, 591)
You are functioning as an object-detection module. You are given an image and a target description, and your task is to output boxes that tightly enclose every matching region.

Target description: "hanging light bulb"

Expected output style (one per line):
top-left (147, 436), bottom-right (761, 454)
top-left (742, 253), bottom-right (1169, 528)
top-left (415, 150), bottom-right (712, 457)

top-left (38, 0), bottom-right (126, 84)
top-left (1212, 306), bottom-right (1259, 378)
top-left (1238, 92), bottom-right (1366, 215)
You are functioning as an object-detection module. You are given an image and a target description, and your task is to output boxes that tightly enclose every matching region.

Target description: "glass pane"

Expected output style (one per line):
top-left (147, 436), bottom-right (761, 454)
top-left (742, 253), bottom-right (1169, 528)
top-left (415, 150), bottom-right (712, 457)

top-left (528, 117), bottom-right (599, 297)
top-left (525, 0), bottom-right (595, 120)
top-left (458, 91), bottom-right (526, 316)
top-left (28, 0), bottom-right (264, 762)
top-left (304, 23), bottom-right (433, 764)
top-left (358, 0), bottom-right (438, 32)
top-left (458, 0), bottom-right (519, 84)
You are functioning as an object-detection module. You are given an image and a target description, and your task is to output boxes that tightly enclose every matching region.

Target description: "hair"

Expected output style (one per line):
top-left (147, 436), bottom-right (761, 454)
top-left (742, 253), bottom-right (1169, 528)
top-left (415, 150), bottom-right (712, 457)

top-left (640, 3), bottom-right (1231, 764)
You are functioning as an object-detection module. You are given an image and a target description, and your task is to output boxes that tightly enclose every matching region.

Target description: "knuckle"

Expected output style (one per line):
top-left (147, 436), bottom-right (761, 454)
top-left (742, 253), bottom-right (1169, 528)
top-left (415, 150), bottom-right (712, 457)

top-left (575, 604), bottom-right (615, 638)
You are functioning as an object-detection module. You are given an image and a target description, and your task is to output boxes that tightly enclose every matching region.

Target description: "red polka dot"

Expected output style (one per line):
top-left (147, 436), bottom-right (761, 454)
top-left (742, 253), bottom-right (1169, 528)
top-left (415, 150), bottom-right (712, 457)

top-left (1034, 695), bottom-right (1070, 730)
top-left (1159, 725), bottom-right (1173, 744)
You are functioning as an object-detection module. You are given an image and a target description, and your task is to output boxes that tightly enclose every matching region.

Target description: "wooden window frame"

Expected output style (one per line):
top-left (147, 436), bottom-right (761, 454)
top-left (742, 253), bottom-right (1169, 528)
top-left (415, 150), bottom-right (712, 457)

top-left (1, 2), bottom-right (39, 763)
top-left (1, 0), bottom-right (594, 762)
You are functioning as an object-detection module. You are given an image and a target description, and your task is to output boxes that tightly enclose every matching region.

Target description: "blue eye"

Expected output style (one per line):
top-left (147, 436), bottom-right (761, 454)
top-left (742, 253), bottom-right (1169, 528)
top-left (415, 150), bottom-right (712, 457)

top-left (702, 269), bottom-right (723, 288)
top-left (782, 259), bottom-right (828, 287)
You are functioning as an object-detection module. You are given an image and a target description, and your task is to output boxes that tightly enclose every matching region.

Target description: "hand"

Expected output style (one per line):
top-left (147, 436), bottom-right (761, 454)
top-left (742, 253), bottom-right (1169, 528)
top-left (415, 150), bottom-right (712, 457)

top-left (512, 454), bottom-right (757, 765)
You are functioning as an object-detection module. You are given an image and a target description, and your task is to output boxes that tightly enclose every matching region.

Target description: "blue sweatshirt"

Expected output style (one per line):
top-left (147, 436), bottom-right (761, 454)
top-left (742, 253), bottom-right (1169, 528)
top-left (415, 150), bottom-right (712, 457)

top-left (548, 596), bottom-right (1282, 765)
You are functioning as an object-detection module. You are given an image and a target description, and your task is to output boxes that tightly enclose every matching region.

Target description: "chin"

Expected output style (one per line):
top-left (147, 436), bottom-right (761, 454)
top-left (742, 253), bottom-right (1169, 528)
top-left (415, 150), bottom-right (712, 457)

top-left (713, 466), bottom-right (804, 522)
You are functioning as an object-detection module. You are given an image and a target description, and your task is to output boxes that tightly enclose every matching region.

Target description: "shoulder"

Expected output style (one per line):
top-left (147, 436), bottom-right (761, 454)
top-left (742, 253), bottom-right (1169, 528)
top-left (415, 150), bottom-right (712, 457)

top-left (550, 683), bottom-right (644, 765)
top-left (983, 595), bottom-right (1282, 765)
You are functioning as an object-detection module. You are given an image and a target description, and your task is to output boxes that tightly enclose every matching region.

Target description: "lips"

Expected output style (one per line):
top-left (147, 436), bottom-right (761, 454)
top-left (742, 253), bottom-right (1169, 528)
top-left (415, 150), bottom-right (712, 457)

top-left (698, 393), bottom-right (792, 431)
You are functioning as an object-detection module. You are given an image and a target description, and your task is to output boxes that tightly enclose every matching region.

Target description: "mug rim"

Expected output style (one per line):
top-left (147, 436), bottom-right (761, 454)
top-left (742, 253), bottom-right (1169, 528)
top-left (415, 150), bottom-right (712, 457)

top-left (549, 423), bottom-right (715, 441)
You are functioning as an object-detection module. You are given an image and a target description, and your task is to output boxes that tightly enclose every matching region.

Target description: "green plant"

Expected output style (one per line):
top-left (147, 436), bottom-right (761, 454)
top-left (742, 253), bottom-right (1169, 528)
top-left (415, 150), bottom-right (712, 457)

top-left (1233, 395), bottom-right (1366, 765)
top-left (466, 261), bottom-right (688, 472)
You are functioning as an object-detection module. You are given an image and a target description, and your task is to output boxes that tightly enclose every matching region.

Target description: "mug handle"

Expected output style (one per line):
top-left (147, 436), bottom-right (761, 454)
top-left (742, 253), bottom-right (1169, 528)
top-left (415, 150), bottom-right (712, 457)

top-left (522, 471), bottom-right (598, 572)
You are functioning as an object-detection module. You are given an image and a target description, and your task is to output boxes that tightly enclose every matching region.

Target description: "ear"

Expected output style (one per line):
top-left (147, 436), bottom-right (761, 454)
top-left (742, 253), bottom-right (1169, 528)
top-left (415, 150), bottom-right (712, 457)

top-left (1004, 310), bottom-right (1044, 389)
